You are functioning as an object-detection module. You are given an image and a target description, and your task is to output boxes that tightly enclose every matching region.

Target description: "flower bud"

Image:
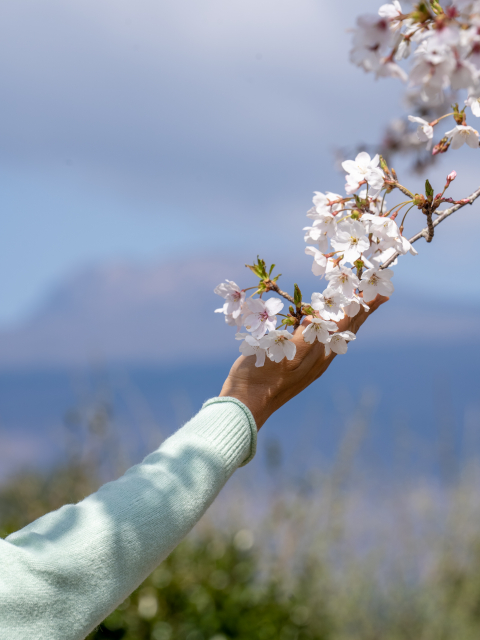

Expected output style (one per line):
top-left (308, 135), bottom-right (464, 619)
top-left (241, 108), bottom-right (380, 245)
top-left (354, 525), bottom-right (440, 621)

top-left (430, 0), bottom-right (444, 15)
top-left (432, 137), bottom-right (450, 156)
top-left (379, 155), bottom-right (389, 174)
top-left (452, 102), bottom-right (466, 125)
top-left (413, 193), bottom-right (426, 207)
top-left (302, 305), bottom-right (315, 316)
top-left (411, 3), bottom-right (432, 23)
top-left (446, 170), bottom-right (457, 186)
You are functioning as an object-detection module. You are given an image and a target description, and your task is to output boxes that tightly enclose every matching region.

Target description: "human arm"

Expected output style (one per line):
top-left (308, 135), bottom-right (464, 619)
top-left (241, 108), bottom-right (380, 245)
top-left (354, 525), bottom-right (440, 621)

top-left (0, 398), bottom-right (256, 640)
top-left (0, 295), bottom-right (386, 640)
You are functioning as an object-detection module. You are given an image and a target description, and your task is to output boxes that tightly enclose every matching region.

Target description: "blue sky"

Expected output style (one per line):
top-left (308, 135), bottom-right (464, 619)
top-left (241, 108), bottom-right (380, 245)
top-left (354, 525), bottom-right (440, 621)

top-left (0, 0), bottom-right (479, 331)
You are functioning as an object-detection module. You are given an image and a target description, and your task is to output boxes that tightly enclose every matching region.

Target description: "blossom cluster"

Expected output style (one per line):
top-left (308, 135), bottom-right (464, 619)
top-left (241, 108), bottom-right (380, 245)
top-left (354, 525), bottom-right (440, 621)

top-left (214, 152), bottom-right (420, 367)
top-left (213, 1), bottom-right (480, 369)
top-left (351, 1), bottom-right (480, 109)
top-left (214, 277), bottom-right (357, 366)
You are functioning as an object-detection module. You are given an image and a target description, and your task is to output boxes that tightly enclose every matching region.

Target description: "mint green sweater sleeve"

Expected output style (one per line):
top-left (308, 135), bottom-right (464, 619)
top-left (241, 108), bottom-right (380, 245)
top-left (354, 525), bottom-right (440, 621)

top-left (0, 397), bottom-right (257, 640)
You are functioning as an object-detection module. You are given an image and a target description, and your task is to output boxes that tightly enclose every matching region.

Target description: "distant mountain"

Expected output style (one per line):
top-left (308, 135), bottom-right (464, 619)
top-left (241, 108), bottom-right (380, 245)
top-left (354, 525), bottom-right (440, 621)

top-left (0, 258), bottom-right (478, 367)
top-left (0, 259), bottom-right (247, 367)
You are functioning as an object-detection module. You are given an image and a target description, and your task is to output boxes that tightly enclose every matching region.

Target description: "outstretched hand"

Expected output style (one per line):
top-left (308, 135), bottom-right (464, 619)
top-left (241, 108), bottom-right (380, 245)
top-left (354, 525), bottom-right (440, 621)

top-left (219, 294), bottom-right (388, 429)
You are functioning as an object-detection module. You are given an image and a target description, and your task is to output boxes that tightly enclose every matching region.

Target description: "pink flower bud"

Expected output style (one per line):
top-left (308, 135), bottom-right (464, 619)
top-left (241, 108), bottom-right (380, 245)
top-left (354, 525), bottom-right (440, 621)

top-left (446, 170), bottom-right (457, 184)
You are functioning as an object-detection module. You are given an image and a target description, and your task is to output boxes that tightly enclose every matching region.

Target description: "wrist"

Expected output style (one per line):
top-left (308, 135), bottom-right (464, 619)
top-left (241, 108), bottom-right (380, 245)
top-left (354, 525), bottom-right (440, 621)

top-left (219, 381), bottom-right (270, 430)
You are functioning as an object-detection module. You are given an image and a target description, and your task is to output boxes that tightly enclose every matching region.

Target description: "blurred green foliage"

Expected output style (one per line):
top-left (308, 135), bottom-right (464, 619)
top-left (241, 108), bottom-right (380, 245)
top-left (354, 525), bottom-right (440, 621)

top-left (89, 534), bottom-right (329, 640)
top-left (0, 462), bottom-right (331, 640)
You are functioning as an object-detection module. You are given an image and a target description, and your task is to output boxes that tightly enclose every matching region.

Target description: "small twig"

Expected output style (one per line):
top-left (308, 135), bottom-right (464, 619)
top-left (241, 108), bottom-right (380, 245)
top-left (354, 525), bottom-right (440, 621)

top-left (380, 184), bottom-right (480, 269)
top-left (385, 179), bottom-right (414, 200)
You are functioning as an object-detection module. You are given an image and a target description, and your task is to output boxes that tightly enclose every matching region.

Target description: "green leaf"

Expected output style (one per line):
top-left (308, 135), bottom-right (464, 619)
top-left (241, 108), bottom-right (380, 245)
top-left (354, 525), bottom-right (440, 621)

top-left (245, 256), bottom-right (268, 280)
top-left (425, 179), bottom-right (434, 198)
top-left (268, 263), bottom-right (275, 277)
top-left (293, 284), bottom-right (302, 308)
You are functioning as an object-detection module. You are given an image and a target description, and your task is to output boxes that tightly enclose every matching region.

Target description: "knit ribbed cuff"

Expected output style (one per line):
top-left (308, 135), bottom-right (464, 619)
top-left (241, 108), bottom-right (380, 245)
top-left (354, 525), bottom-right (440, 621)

top-left (202, 397), bottom-right (257, 466)
top-left (180, 397), bottom-right (257, 476)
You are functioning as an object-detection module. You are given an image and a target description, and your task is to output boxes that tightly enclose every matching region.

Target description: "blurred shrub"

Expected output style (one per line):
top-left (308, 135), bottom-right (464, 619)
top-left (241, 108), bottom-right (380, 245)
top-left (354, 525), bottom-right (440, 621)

top-left (89, 533), bottom-right (330, 640)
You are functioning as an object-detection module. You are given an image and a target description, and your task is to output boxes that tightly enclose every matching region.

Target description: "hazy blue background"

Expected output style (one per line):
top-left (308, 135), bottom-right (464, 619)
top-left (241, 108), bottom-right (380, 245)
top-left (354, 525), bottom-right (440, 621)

top-left (1, 0), bottom-right (479, 481)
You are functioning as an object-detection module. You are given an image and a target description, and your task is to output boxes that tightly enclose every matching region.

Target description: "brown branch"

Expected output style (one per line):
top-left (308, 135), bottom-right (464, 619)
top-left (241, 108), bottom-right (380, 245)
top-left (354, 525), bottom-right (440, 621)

top-left (425, 211), bottom-right (434, 243)
top-left (380, 184), bottom-right (480, 269)
top-left (267, 281), bottom-right (295, 305)
top-left (266, 281), bottom-right (306, 328)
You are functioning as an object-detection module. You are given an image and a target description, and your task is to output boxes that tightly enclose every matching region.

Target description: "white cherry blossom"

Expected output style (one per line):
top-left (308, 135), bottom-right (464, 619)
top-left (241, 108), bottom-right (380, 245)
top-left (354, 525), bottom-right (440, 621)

top-left (305, 246), bottom-right (335, 277)
top-left (235, 333), bottom-right (268, 367)
top-left (311, 288), bottom-right (347, 322)
top-left (325, 331), bottom-right (356, 356)
top-left (359, 268), bottom-right (394, 301)
top-left (243, 297), bottom-right (284, 339)
top-left (302, 318), bottom-right (338, 345)
top-left (311, 191), bottom-right (343, 216)
top-left (224, 312), bottom-right (244, 328)
top-left (303, 225), bottom-right (329, 252)
top-left (409, 43), bottom-right (454, 104)
top-left (331, 220), bottom-right (370, 264)
top-left (342, 152), bottom-right (385, 197)
top-left (394, 234), bottom-right (418, 256)
top-left (307, 211), bottom-right (337, 236)
top-left (450, 58), bottom-right (478, 91)
top-left (325, 266), bottom-right (360, 298)
top-left (466, 94), bottom-right (480, 117)
top-left (361, 213), bottom-right (400, 240)
top-left (445, 124), bottom-right (480, 149)
top-left (408, 115), bottom-right (434, 141)
top-left (343, 295), bottom-right (370, 318)
top-left (375, 60), bottom-right (408, 82)
top-left (395, 37), bottom-right (411, 60)
top-left (367, 240), bottom-right (398, 268)
top-left (214, 280), bottom-right (245, 318)
top-left (259, 330), bottom-right (296, 363)
top-left (378, 1), bottom-right (402, 20)
top-left (350, 14), bottom-right (394, 72)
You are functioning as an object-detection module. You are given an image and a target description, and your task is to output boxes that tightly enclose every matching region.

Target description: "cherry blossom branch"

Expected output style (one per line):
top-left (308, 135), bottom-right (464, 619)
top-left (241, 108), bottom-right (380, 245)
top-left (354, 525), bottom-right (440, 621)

top-left (380, 184), bottom-right (480, 269)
